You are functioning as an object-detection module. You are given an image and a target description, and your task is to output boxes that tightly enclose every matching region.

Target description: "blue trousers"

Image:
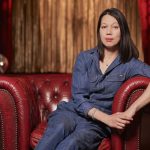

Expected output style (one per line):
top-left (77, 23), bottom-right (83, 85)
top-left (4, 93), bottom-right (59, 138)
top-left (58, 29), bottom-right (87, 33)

top-left (35, 105), bottom-right (110, 150)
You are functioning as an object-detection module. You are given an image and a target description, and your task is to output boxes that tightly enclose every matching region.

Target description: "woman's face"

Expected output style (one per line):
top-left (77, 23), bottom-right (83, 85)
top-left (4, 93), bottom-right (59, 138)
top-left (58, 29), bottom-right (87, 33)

top-left (100, 14), bottom-right (121, 49)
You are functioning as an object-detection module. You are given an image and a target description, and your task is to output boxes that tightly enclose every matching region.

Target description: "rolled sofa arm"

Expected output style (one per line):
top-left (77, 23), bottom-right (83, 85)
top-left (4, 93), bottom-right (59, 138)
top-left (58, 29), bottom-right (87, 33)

top-left (111, 76), bottom-right (150, 150)
top-left (0, 76), bottom-right (39, 150)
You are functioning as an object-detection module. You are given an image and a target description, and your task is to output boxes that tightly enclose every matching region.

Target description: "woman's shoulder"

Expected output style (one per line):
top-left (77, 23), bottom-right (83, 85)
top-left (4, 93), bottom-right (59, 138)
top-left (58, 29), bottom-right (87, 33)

top-left (127, 57), bottom-right (144, 65)
top-left (78, 47), bottom-right (99, 58)
top-left (126, 57), bottom-right (150, 70)
top-left (75, 47), bottom-right (99, 68)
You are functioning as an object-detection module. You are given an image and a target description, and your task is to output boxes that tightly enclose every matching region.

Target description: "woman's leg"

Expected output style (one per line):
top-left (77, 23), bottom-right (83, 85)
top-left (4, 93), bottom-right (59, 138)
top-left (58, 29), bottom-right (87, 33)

top-left (35, 110), bottom-right (77, 150)
top-left (56, 117), bottom-right (111, 150)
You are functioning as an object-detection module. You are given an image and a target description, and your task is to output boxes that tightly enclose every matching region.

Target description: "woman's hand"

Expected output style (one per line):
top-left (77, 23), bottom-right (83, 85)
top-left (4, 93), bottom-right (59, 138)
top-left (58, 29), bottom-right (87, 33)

top-left (103, 112), bottom-right (133, 129)
top-left (88, 108), bottom-right (134, 130)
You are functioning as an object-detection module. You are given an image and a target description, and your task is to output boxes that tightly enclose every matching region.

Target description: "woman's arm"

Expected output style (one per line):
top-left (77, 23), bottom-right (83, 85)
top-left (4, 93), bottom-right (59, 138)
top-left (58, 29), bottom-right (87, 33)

top-left (72, 52), bottom-right (97, 117)
top-left (124, 82), bottom-right (150, 118)
top-left (88, 108), bottom-right (132, 129)
top-left (88, 82), bottom-right (150, 129)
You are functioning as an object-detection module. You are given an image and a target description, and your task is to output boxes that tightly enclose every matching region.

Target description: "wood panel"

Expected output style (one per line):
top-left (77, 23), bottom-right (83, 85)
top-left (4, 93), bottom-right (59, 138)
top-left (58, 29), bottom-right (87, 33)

top-left (11, 0), bottom-right (143, 73)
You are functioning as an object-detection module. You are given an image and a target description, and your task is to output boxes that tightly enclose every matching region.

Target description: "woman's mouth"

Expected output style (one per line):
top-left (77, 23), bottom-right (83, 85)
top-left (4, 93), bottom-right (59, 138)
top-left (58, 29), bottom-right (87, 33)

top-left (105, 38), bottom-right (113, 42)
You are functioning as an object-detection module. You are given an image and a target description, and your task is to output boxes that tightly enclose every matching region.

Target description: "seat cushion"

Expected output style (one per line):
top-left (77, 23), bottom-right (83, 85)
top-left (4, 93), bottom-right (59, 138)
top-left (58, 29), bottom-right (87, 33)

top-left (30, 121), bottom-right (111, 150)
top-left (30, 121), bottom-right (47, 149)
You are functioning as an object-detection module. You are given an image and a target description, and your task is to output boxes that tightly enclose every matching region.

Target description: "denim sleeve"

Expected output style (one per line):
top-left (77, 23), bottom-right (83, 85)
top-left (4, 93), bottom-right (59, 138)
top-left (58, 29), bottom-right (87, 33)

top-left (127, 59), bottom-right (150, 78)
top-left (72, 52), bottom-right (95, 117)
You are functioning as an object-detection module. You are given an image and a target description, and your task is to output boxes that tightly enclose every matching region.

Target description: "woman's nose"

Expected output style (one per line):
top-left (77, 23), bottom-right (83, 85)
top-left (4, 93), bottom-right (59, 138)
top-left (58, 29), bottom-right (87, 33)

top-left (106, 27), bottom-right (112, 34)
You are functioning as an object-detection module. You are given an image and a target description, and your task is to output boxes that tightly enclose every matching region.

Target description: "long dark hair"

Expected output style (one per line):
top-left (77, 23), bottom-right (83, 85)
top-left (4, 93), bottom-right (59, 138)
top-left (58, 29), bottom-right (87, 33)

top-left (97, 8), bottom-right (139, 63)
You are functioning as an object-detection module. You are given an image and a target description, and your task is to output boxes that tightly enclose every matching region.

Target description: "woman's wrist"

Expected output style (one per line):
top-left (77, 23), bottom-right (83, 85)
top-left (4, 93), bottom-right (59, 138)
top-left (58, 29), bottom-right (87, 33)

top-left (98, 113), bottom-right (110, 125)
top-left (125, 104), bottom-right (137, 118)
top-left (88, 108), bottom-right (110, 124)
top-left (88, 108), bottom-right (98, 120)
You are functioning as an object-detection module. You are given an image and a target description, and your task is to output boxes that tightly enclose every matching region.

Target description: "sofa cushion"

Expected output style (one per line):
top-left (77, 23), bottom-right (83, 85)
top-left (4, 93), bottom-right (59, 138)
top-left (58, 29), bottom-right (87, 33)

top-left (30, 121), bottom-right (47, 148)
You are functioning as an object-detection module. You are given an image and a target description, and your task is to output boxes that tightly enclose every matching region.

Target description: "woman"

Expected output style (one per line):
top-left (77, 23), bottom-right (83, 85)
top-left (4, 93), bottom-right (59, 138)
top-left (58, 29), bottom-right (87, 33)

top-left (35, 8), bottom-right (150, 150)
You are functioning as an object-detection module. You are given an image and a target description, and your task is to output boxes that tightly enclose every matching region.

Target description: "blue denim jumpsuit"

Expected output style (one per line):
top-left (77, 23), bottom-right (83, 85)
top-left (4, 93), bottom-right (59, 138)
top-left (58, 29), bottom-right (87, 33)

top-left (35, 47), bottom-right (150, 150)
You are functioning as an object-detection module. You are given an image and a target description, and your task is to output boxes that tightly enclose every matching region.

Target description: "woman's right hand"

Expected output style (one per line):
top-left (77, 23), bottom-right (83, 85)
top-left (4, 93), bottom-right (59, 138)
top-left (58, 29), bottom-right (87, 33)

top-left (103, 112), bottom-right (133, 129)
top-left (88, 108), bottom-right (133, 129)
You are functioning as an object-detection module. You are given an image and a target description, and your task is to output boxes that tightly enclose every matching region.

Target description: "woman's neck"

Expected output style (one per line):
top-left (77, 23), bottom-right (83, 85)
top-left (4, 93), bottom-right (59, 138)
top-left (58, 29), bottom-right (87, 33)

top-left (99, 48), bottom-right (119, 74)
top-left (103, 48), bottom-right (119, 61)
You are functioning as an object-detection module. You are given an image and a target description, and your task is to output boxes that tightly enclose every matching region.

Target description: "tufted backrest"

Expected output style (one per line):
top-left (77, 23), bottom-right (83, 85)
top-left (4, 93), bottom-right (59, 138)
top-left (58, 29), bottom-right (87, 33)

top-left (24, 73), bottom-right (72, 122)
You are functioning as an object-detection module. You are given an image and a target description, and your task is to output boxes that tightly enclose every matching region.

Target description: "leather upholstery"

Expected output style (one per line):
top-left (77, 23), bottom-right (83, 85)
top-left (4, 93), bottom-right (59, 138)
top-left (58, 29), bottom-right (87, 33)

top-left (0, 74), bottom-right (149, 150)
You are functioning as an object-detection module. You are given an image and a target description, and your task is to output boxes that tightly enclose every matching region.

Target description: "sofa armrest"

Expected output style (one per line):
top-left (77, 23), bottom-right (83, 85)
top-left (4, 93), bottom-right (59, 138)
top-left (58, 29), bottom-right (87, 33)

top-left (0, 76), bottom-right (39, 150)
top-left (0, 90), bottom-right (17, 150)
top-left (111, 76), bottom-right (150, 150)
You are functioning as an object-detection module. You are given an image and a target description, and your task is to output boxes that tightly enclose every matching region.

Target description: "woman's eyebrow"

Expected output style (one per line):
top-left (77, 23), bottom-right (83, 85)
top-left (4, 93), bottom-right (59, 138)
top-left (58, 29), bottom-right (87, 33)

top-left (101, 22), bottom-right (119, 25)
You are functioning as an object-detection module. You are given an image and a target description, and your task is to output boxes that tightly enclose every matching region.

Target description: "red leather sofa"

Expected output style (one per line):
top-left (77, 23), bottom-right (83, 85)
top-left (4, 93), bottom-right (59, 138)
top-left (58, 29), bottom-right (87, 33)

top-left (0, 73), bottom-right (150, 150)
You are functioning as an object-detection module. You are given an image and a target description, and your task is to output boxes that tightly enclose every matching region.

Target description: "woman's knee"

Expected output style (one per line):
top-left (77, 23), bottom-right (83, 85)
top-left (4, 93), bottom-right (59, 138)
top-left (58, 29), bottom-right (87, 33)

top-left (47, 111), bottom-right (76, 131)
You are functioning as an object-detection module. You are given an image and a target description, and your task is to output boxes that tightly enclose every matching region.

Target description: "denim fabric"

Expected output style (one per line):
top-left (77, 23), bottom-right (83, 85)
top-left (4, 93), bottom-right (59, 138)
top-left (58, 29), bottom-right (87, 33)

top-left (71, 47), bottom-right (150, 117)
top-left (35, 109), bottom-right (110, 150)
top-left (35, 47), bottom-right (150, 150)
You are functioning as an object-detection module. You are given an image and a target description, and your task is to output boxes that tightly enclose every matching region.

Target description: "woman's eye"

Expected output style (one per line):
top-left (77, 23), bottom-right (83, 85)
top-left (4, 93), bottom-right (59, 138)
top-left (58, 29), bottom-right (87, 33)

top-left (101, 26), bottom-right (107, 29)
top-left (113, 26), bottom-right (119, 29)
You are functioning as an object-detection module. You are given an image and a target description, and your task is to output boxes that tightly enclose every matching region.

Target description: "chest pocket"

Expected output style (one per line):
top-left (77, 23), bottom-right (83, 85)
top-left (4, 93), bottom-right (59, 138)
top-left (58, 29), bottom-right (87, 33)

top-left (106, 74), bottom-right (125, 82)
top-left (88, 71), bottom-right (101, 92)
top-left (105, 74), bottom-right (126, 94)
top-left (89, 74), bottom-right (98, 83)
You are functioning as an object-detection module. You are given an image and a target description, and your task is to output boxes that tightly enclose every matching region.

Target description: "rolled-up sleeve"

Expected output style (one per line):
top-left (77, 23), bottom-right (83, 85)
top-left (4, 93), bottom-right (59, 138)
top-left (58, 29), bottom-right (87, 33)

top-left (72, 52), bottom-right (95, 117)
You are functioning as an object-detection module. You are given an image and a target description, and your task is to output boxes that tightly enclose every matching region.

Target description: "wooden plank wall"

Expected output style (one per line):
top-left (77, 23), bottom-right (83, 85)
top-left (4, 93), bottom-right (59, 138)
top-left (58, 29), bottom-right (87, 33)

top-left (11, 0), bottom-right (142, 73)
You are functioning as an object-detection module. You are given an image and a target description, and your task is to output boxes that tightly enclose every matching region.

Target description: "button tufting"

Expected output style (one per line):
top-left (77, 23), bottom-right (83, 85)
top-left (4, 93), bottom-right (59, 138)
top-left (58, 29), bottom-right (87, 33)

top-left (54, 95), bottom-right (58, 99)
top-left (64, 81), bottom-right (69, 86)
